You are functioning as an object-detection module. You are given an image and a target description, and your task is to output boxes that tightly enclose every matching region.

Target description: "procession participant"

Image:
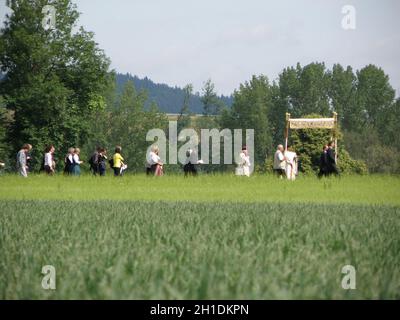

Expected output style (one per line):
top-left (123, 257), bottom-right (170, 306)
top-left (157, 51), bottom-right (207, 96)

top-left (89, 147), bottom-right (101, 175)
top-left (112, 145), bottom-right (125, 177)
top-left (98, 148), bottom-right (108, 177)
top-left (284, 145), bottom-right (298, 181)
top-left (16, 144), bottom-right (32, 178)
top-left (318, 144), bottom-right (329, 178)
top-left (273, 144), bottom-right (286, 179)
top-left (183, 148), bottom-right (203, 177)
top-left (235, 146), bottom-right (251, 177)
top-left (71, 148), bottom-right (83, 176)
top-left (326, 141), bottom-right (340, 176)
top-left (44, 145), bottom-right (56, 175)
top-left (146, 145), bottom-right (163, 176)
top-left (64, 147), bottom-right (75, 175)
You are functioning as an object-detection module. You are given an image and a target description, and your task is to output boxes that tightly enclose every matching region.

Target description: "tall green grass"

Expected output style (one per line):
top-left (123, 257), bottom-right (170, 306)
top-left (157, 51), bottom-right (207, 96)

top-left (0, 174), bottom-right (399, 205)
top-left (0, 200), bottom-right (399, 299)
top-left (0, 175), bottom-right (399, 299)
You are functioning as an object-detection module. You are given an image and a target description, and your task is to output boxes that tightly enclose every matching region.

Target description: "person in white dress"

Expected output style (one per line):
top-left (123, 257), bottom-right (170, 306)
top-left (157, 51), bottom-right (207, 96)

top-left (235, 146), bottom-right (251, 177)
top-left (284, 145), bottom-right (298, 181)
top-left (146, 145), bottom-right (163, 176)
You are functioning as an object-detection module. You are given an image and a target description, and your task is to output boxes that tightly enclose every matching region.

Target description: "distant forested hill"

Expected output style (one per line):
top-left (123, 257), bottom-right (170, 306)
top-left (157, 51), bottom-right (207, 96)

top-left (115, 73), bottom-right (233, 114)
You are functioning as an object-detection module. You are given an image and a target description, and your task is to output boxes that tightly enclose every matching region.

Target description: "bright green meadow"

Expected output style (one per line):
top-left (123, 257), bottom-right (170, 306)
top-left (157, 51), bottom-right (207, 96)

top-left (0, 174), bottom-right (399, 299)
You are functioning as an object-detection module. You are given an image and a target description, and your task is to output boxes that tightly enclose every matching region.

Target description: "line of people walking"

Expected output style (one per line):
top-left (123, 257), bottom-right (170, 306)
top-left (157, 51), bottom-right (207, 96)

top-left (273, 141), bottom-right (339, 180)
top-left (12, 142), bottom-right (338, 178)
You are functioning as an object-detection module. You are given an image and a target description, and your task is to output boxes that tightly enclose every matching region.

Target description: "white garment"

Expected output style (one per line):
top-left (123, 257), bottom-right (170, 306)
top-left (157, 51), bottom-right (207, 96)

top-left (44, 152), bottom-right (53, 167)
top-left (147, 151), bottom-right (160, 167)
top-left (284, 150), bottom-right (298, 180)
top-left (273, 150), bottom-right (285, 170)
top-left (73, 154), bottom-right (80, 164)
top-left (236, 151), bottom-right (251, 177)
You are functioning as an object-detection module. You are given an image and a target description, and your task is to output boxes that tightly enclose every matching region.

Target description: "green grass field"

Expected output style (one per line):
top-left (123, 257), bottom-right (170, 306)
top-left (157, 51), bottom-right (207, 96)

top-left (0, 174), bottom-right (399, 299)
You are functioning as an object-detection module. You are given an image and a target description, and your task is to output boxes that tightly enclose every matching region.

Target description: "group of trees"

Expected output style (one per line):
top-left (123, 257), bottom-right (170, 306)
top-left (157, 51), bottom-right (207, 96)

top-left (217, 63), bottom-right (400, 174)
top-left (115, 73), bottom-right (233, 114)
top-left (0, 0), bottom-right (111, 169)
top-left (1, 0), bottom-right (399, 174)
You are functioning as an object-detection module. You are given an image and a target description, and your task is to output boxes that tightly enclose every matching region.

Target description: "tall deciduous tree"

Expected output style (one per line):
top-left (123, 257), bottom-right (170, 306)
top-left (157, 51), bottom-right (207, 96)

top-left (201, 79), bottom-right (222, 116)
top-left (355, 64), bottom-right (396, 132)
top-left (328, 64), bottom-right (357, 130)
top-left (177, 84), bottom-right (193, 132)
top-left (220, 75), bottom-right (273, 164)
top-left (0, 0), bottom-right (112, 169)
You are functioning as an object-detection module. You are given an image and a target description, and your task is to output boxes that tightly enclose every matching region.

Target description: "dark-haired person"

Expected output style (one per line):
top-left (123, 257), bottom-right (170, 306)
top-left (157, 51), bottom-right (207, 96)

top-left (98, 148), bottom-right (108, 176)
top-left (89, 147), bottom-right (101, 175)
top-left (64, 147), bottom-right (75, 175)
top-left (326, 141), bottom-right (340, 176)
top-left (183, 148), bottom-right (201, 177)
top-left (318, 144), bottom-right (329, 178)
top-left (44, 145), bottom-right (56, 175)
top-left (112, 146), bottom-right (125, 176)
top-left (16, 144), bottom-right (32, 177)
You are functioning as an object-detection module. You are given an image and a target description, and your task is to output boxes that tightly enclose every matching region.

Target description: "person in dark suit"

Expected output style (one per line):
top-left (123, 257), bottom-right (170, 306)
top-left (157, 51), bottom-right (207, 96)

top-left (326, 141), bottom-right (340, 176)
top-left (318, 144), bottom-right (329, 178)
top-left (183, 148), bottom-right (199, 177)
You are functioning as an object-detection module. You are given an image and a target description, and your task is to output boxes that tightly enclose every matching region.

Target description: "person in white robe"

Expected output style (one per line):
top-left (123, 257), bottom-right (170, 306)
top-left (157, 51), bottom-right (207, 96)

top-left (284, 146), bottom-right (298, 181)
top-left (235, 146), bottom-right (251, 177)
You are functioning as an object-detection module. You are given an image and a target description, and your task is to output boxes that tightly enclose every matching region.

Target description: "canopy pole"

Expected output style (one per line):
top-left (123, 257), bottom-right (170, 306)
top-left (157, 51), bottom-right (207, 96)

top-left (285, 113), bottom-right (290, 150)
top-left (333, 112), bottom-right (338, 163)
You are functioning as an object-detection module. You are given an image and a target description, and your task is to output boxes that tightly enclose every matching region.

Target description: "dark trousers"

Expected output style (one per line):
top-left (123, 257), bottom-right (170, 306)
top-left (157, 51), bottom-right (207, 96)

top-left (318, 167), bottom-right (327, 178)
top-left (91, 165), bottom-right (99, 175)
top-left (184, 163), bottom-right (197, 176)
top-left (274, 169), bottom-right (285, 178)
top-left (327, 164), bottom-right (340, 176)
top-left (113, 167), bottom-right (120, 176)
top-left (99, 163), bottom-right (106, 176)
top-left (44, 165), bottom-right (54, 175)
top-left (146, 164), bottom-right (157, 176)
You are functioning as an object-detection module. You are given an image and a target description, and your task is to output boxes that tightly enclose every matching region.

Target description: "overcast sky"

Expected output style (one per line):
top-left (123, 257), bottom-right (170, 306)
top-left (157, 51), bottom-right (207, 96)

top-left (1, 0), bottom-right (399, 96)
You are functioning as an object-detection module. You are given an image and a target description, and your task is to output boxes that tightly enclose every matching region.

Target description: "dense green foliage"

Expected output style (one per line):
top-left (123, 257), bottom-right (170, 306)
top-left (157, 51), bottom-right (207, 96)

top-left (81, 80), bottom-right (169, 172)
top-left (1, 1), bottom-right (399, 174)
top-left (270, 63), bottom-right (399, 173)
top-left (219, 63), bottom-right (399, 173)
top-left (115, 73), bottom-right (233, 114)
top-left (0, 0), bottom-right (112, 170)
top-left (288, 114), bottom-right (367, 175)
top-left (0, 174), bottom-right (399, 299)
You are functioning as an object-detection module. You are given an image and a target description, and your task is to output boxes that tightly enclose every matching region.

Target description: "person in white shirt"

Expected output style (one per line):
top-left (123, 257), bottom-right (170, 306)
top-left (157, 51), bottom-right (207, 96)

top-left (284, 145), bottom-right (298, 181)
top-left (146, 145), bottom-right (163, 176)
top-left (273, 144), bottom-right (286, 178)
top-left (44, 145), bottom-right (55, 175)
top-left (236, 146), bottom-right (251, 177)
